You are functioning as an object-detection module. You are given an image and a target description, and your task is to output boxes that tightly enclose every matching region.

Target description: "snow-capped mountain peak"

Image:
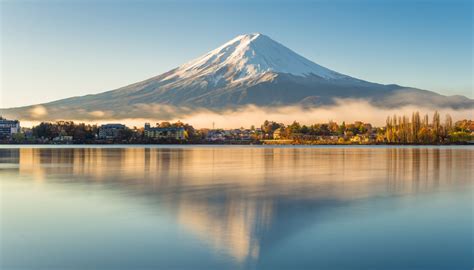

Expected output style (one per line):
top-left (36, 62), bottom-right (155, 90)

top-left (164, 33), bottom-right (349, 82)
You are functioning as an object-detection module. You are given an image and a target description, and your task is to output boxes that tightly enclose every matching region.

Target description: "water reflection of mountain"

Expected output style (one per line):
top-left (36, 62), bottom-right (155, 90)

top-left (0, 146), bottom-right (471, 263)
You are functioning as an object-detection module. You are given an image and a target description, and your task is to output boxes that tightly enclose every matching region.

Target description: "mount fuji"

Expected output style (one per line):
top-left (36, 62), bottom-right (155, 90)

top-left (2, 33), bottom-right (472, 120)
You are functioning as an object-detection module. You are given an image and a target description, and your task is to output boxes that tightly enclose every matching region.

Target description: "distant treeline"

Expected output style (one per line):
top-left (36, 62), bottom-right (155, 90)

top-left (260, 112), bottom-right (473, 144)
top-left (260, 120), bottom-right (371, 137)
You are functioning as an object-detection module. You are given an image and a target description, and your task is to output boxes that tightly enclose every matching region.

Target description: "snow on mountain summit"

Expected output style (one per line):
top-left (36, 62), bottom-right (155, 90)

top-left (165, 33), bottom-right (349, 82)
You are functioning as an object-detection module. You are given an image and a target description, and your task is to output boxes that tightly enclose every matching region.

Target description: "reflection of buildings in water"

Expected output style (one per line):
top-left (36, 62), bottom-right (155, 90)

top-left (0, 148), bottom-right (19, 163)
top-left (4, 146), bottom-right (472, 262)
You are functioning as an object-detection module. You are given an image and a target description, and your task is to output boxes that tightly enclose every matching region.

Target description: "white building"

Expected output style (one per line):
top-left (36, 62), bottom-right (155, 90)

top-left (144, 123), bottom-right (185, 140)
top-left (0, 117), bottom-right (20, 138)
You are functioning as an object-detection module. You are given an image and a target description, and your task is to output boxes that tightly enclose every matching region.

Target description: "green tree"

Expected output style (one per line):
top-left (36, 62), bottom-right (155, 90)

top-left (32, 122), bottom-right (55, 139)
top-left (338, 121), bottom-right (346, 135)
top-left (12, 133), bottom-right (25, 143)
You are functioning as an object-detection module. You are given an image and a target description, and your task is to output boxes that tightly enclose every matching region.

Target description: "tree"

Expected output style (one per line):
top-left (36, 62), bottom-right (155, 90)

top-left (400, 115), bottom-right (409, 143)
top-left (328, 121), bottom-right (339, 133)
top-left (300, 125), bottom-right (309, 134)
top-left (32, 122), bottom-right (55, 139)
top-left (432, 111), bottom-right (441, 143)
top-left (385, 116), bottom-right (393, 143)
top-left (261, 120), bottom-right (283, 137)
top-left (12, 133), bottom-right (25, 143)
top-left (454, 120), bottom-right (472, 132)
top-left (444, 114), bottom-right (453, 137)
top-left (338, 121), bottom-right (346, 135)
top-left (418, 127), bottom-right (432, 144)
top-left (287, 121), bottom-right (302, 136)
top-left (411, 112), bottom-right (421, 143)
top-left (159, 122), bottom-right (171, 128)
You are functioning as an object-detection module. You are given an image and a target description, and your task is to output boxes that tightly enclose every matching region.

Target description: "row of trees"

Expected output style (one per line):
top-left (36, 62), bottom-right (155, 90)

top-left (385, 111), bottom-right (463, 144)
top-left (261, 120), bottom-right (372, 139)
top-left (261, 112), bottom-right (472, 144)
top-left (33, 121), bottom-right (98, 143)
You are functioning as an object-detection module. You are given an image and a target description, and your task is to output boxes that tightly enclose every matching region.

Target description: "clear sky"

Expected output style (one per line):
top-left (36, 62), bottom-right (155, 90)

top-left (1, 0), bottom-right (472, 108)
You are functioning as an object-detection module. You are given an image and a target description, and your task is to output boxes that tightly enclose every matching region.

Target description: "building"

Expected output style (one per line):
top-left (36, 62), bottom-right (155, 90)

top-left (350, 134), bottom-right (370, 144)
top-left (0, 117), bottom-right (20, 138)
top-left (144, 123), bottom-right (185, 140)
top-left (52, 135), bottom-right (73, 143)
top-left (206, 130), bottom-right (226, 141)
top-left (273, 128), bottom-right (283, 139)
top-left (98, 124), bottom-right (126, 140)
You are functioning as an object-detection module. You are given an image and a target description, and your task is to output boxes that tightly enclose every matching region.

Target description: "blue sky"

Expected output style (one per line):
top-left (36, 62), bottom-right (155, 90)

top-left (1, 0), bottom-right (472, 108)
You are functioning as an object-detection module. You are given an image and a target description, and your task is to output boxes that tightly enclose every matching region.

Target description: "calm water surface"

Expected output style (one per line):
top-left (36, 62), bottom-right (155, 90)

top-left (0, 146), bottom-right (472, 269)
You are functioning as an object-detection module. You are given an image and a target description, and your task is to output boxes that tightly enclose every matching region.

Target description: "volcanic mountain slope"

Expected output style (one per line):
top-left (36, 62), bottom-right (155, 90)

top-left (1, 33), bottom-right (472, 120)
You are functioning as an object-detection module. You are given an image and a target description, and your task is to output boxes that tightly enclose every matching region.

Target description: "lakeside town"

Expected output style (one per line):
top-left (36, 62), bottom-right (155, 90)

top-left (0, 112), bottom-right (473, 145)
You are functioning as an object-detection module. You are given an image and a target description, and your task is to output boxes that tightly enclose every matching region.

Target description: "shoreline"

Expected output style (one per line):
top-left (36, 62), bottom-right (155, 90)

top-left (1, 143), bottom-right (472, 147)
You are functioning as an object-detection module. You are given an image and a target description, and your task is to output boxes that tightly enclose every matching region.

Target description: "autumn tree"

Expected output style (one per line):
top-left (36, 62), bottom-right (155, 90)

top-left (432, 111), bottom-right (441, 143)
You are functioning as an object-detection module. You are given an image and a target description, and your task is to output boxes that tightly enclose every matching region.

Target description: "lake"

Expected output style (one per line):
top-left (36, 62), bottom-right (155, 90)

top-left (0, 146), bottom-right (472, 269)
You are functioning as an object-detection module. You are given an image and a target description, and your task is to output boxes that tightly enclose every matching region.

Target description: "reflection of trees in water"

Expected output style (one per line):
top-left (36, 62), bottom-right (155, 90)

top-left (385, 147), bottom-right (472, 194)
top-left (386, 148), bottom-right (440, 193)
top-left (2, 146), bottom-right (472, 263)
